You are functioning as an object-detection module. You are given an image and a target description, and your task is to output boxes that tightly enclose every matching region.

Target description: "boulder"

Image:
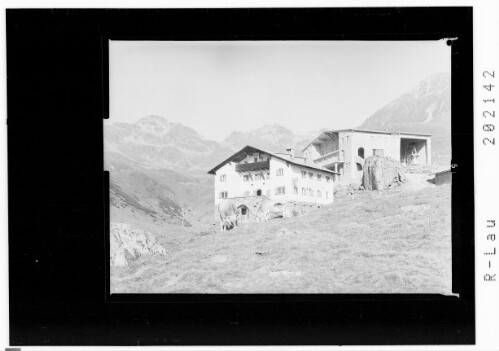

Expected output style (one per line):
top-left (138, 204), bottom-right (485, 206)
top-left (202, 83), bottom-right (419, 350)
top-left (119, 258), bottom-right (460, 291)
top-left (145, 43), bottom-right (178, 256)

top-left (362, 156), bottom-right (406, 190)
top-left (110, 223), bottom-right (167, 267)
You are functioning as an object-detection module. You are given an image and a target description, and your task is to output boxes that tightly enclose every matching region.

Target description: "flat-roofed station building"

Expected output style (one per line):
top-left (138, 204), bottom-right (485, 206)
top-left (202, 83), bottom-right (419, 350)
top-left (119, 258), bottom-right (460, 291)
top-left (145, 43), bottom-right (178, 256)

top-left (302, 129), bottom-right (431, 184)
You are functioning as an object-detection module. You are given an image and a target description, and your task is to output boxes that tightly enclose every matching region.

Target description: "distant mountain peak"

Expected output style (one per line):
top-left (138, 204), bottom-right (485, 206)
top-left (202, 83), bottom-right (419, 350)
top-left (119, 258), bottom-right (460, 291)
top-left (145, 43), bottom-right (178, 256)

top-left (358, 71), bottom-right (451, 164)
top-left (404, 71), bottom-right (451, 99)
top-left (256, 124), bottom-right (294, 136)
top-left (136, 114), bottom-right (169, 124)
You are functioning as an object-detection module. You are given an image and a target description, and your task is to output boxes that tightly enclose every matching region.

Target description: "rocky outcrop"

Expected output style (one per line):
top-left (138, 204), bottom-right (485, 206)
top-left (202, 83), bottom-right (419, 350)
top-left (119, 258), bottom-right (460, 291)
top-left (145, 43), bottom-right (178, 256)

top-left (362, 156), bottom-right (406, 190)
top-left (110, 223), bottom-right (167, 267)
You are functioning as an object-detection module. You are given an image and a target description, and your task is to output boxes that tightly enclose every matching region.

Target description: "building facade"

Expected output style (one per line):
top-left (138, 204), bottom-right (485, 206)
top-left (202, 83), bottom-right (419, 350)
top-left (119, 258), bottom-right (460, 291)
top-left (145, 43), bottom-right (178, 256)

top-left (208, 146), bottom-right (337, 207)
top-left (303, 129), bottom-right (431, 184)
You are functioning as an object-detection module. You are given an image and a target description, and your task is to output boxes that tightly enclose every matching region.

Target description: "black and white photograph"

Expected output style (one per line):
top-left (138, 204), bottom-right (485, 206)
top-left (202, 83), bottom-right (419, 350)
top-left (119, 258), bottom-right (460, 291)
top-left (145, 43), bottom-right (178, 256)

top-left (106, 40), bottom-right (454, 294)
top-left (7, 4), bottom-right (492, 348)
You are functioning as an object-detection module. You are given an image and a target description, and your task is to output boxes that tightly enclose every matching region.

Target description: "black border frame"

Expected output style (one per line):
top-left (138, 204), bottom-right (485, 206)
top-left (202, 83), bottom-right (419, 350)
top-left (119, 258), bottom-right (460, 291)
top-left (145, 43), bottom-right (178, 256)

top-left (7, 8), bottom-right (474, 346)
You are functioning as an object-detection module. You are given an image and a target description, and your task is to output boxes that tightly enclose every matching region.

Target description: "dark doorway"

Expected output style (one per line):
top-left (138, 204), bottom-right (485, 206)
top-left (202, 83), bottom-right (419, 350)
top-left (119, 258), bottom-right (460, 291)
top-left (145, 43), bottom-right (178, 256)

top-left (256, 189), bottom-right (262, 196)
top-left (238, 205), bottom-right (250, 222)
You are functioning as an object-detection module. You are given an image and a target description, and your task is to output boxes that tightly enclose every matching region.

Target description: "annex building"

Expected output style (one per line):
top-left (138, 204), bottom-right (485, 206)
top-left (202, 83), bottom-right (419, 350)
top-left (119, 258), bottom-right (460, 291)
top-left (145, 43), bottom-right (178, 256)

top-left (208, 145), bottom-right (338, 208)
top-left (303, 129), bottom-right (431, 184)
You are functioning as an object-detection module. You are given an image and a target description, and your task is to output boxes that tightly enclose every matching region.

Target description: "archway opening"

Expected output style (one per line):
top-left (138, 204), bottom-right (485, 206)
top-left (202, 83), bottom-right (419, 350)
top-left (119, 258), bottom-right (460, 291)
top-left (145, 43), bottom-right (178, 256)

top-left (237, 205), bottom-right (250, 222)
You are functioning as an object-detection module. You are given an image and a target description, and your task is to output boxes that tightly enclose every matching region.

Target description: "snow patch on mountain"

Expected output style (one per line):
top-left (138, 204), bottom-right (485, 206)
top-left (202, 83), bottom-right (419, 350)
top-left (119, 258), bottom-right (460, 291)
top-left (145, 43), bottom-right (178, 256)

top-left (424, 102), bottom-right (437, 123)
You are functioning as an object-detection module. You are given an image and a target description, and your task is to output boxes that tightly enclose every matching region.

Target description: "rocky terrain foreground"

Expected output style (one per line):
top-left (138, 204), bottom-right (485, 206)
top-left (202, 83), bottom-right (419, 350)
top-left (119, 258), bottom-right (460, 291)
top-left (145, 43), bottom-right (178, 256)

top-left (110, 175), bottom-right (452, 294)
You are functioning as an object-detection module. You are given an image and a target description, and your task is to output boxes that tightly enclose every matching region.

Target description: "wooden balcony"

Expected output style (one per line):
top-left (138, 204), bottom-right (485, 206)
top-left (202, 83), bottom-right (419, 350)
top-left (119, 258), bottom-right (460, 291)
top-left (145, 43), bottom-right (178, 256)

top-left (313, 150), bottom-right (342, 165)
top-left (235, 160), bottom-right (270, 172)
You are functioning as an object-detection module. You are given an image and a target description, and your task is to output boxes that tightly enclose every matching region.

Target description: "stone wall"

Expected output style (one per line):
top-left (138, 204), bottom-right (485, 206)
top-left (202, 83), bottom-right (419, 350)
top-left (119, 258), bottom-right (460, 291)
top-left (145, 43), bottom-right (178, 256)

top-left (214, 196), bottom-right (323, 223)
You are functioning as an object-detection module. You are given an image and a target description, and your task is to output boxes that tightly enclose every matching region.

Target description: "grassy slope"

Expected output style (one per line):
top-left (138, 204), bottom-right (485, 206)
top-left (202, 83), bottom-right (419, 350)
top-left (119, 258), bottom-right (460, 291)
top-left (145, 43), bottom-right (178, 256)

top-left (111, 179), bottom-right (452, 294)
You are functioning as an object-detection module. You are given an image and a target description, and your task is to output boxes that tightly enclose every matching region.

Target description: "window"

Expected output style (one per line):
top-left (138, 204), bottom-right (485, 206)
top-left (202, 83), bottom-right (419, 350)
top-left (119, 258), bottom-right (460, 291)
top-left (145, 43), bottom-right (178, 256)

top-left (276, 168), bottom-right (284, 176)
top-left (302, 188), bottom-right (306, 196)
top-left (308, 172), bottom-right (313, 179)
top-left (266, 172), bottom-right (270, 179)
top-left (317, 190), bottom-right (322, 198)
top-left (219, 174), bottom-right (226, 182)
top-left (243, 175), bottom-right (250, 182)
top-left (358, 147), bottom-right (365, 158)
top-left (309, 188), bottom-right (314, 197)
top-left (219, 191), bottom-right (228, 199)
top-left (325, 191), bottom-right (329, 199)
top-left (373, 149), bottom-right (384, 156)
top-left (254, 157), bottom-right (258, 163)
top-left (301, 170), bottom-right (307, 178)
top-left (293, 186), bottom-right (298, 194)
top-left (275, 187), bottom-right (286, 195)
top-left (243, 191), bottom-right (250, 196)
top-left (255, 174), bottom-right (263, 181)
top-left (317, 174), bottom-right (322, 182)
top-left (326, 176), bottom-right (330, 183)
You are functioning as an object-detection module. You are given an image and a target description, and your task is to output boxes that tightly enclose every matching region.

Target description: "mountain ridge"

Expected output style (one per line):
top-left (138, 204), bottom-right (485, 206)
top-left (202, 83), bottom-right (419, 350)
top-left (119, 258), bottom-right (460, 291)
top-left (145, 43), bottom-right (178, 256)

top-left (358, 72), bottom-right (451, 163)
top-left (105, 71), bottom-right (452, 227)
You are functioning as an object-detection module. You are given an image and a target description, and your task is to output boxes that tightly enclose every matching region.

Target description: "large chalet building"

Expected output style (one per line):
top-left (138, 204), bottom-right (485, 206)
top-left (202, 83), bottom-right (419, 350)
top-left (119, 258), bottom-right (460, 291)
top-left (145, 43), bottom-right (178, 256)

top-left (208, 145), bottom-right (337, 207)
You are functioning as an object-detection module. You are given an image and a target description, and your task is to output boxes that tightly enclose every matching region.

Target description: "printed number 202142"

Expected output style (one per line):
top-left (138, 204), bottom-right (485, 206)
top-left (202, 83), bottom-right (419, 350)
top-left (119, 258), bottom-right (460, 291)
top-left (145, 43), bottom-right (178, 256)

top-left (483, 70), bottom-right (496, 146)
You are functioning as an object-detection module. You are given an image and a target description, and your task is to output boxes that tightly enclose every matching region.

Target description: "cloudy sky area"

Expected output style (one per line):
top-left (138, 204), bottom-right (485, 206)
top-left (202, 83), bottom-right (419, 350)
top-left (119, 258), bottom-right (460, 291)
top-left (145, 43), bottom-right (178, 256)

top-left (109, 40), bottom-right (450, 141)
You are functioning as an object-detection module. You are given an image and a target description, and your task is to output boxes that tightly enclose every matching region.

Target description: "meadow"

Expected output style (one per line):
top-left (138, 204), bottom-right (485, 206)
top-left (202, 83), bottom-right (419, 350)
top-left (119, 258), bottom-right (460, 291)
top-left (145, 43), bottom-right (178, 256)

top-left (111, 175), bottom-right (453, 294)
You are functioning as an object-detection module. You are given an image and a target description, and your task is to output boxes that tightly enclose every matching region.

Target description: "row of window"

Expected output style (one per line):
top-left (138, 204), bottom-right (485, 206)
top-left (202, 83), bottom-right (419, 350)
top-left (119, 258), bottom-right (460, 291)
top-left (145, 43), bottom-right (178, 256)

top-left (243, 173), bottom-right (271, 182)
top-left (220, 169), bottom-right (332, 183)
top-left (219, 187), bottom-right (329, 199)
top-left (296, 187), bottom-right (329, 199)
top-left (301, 170), bottom-right (331, 182)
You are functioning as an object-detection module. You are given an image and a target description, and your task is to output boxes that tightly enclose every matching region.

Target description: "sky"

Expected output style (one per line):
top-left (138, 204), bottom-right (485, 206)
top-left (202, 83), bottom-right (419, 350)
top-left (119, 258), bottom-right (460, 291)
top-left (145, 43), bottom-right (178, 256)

top-left (109, 40), bottom-right (451, 141)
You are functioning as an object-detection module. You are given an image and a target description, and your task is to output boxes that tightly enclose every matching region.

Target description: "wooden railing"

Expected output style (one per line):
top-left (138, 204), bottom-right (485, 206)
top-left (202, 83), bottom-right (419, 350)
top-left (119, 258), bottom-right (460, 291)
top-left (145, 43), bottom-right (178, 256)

top-left (235, 160), bottom-right (270, 172)
top-left (313, 150), bottom-right (342, 165)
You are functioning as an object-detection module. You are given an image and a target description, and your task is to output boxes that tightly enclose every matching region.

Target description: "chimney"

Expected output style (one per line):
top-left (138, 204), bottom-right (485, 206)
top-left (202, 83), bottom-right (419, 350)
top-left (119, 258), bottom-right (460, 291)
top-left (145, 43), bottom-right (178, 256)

top-left (286, 147), bottom-right (295, 159)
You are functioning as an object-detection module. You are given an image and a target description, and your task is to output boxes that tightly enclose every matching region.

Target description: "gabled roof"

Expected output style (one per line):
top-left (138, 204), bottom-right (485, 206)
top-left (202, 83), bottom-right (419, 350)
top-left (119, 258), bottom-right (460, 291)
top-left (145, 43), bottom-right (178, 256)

top-left (207, 145), bottom-right (339, 175)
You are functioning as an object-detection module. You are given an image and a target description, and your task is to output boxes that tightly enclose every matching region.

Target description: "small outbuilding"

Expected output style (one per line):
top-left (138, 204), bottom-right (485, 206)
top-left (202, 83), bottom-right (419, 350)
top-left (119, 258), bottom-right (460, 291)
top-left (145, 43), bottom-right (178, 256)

top-left (432, 169), bottom-right (452, 186)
